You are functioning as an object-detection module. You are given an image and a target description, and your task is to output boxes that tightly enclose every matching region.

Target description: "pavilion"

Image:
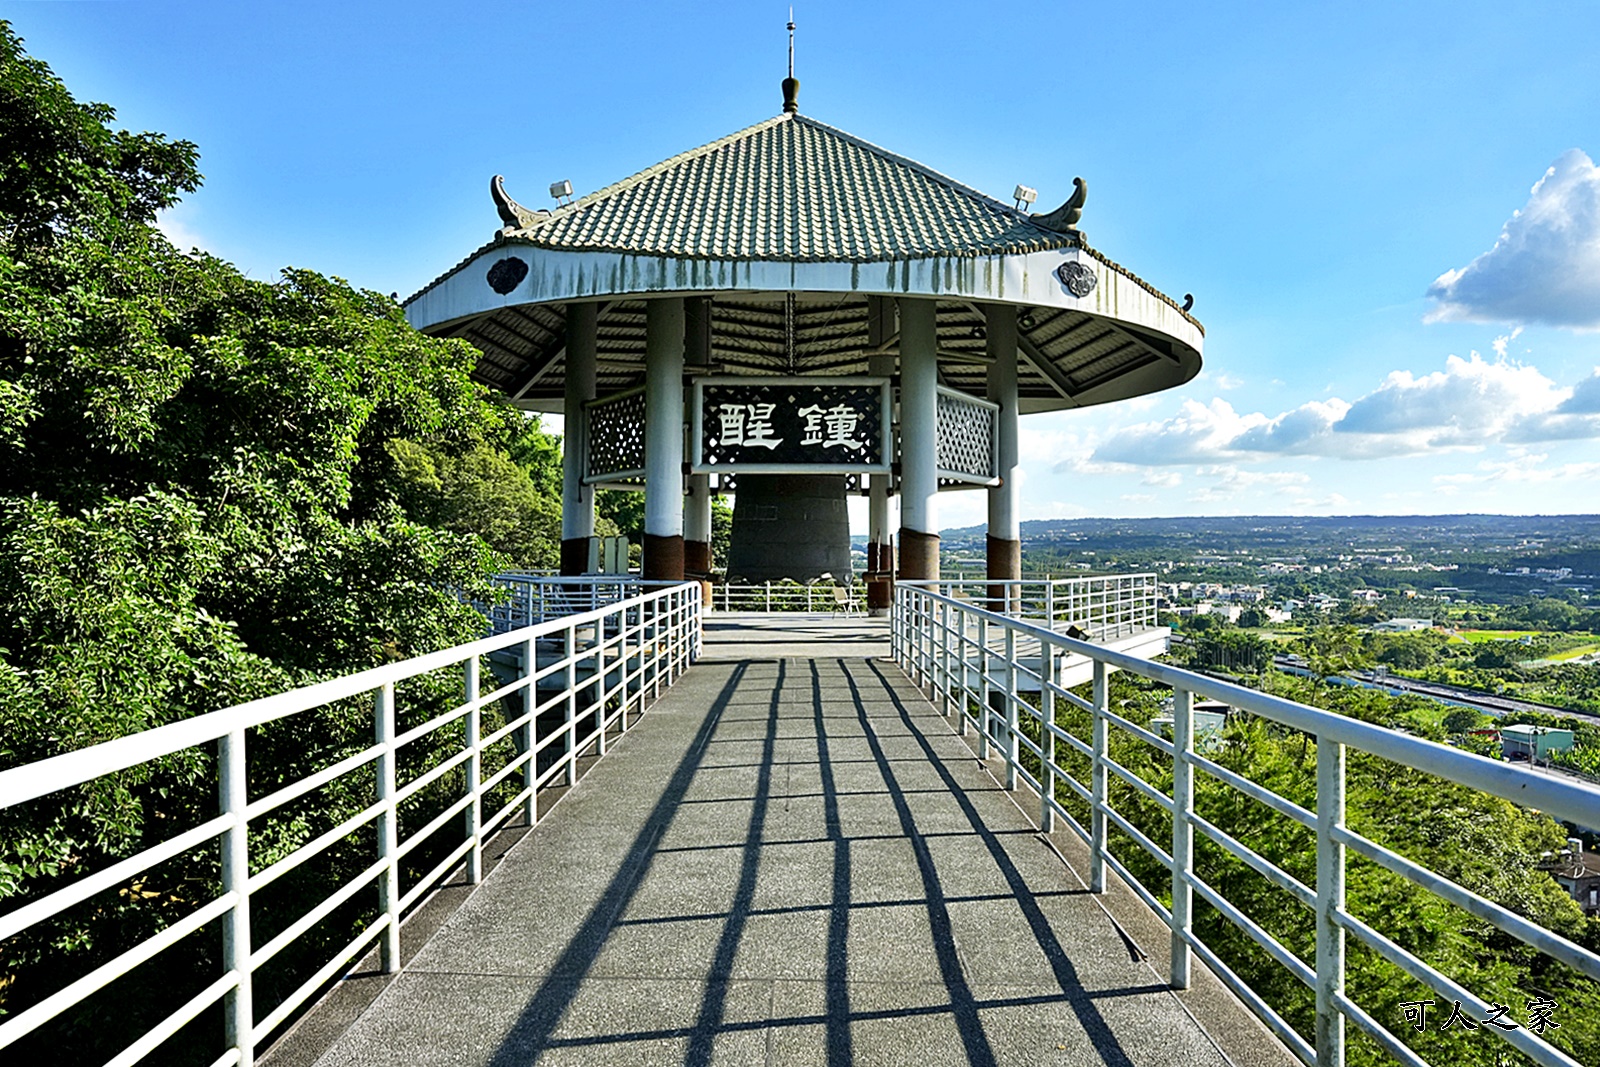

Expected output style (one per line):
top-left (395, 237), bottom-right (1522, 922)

top-left (403, 78), bottom-right (1203, 605)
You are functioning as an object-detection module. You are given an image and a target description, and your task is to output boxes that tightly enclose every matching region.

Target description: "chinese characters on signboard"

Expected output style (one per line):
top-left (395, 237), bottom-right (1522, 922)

top-left (1399, 997), bottom-right (1559, 1036)
top-left (696, 379), bottom-right (888, 472)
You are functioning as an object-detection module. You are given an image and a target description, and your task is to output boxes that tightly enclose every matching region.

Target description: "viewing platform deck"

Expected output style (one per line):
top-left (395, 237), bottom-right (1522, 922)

top-left (269, 616), bottom-right (1289, 1067)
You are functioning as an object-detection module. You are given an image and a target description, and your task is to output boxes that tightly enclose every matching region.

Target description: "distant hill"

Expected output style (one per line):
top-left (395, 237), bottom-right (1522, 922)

top-left (940, 514), bottom-right (1600, 541)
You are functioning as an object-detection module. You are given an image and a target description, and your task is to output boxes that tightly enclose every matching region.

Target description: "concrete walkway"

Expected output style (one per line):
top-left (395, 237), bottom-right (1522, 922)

top-left (298, 620), bottom-right (1288, 1067)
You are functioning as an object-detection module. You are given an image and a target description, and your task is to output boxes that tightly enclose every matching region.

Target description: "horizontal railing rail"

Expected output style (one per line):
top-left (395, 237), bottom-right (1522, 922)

top-left (0, 582), bottom-right (701, 1067)
top-left (891, 583), bottom-right (1599, 1067)
top-left (712, 580), bottom-right (864, 614)
top-left (487, 574), bottom-right (866, 618)
top-left (484, 573), bottom-right (649, 632)
top-left (917, 573), bottom-right (1159, 639)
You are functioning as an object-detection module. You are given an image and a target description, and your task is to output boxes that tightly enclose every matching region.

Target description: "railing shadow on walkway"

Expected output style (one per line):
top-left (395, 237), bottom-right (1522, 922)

top-left (351, 652), bottom-right (1221, 1067)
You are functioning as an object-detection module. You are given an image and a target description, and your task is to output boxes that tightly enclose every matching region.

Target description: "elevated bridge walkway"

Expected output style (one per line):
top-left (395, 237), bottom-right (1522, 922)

top-left (3, 579), bottom-right (1595, 1067)
top-left (269, 614), bottom-right (1283, 1067)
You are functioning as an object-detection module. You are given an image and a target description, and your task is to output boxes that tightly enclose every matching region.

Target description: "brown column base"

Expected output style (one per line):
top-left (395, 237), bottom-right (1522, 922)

top-left (560, 537), bottom-right (591, 577)
top-left (866, 542), bottom-right (880, 573)
top-left (643, 533), bottom-right (686, 581)
top-left (898, 528), bottom-right (939, 582)
top-left (867, 575), bottom-right (894, 611)
top-left (987, 534), bottom-right (1021, 612)
top-left (683, 539), bottom-right (712, 578)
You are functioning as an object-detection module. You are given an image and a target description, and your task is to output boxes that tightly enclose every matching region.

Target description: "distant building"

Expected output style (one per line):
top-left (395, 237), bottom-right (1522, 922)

top-left (1500, 724), bottom-right (1574, 761)
top-left (1371, 618), bottom-right (1433, 633)
top-left (1153, 701), bottom-right (1229, 752)
top-left (1539, 840), bottom-right (1600, 916)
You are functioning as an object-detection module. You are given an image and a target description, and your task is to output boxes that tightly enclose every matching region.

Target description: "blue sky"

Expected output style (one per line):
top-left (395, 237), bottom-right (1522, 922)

top-left (10, 1), bottom-right (1600, 528)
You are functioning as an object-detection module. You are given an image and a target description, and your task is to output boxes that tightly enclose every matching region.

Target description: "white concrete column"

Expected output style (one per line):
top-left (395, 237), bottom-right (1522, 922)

top-left (644, 297), bottom-right (685, 579)
top-left (868, 481), bottom-right (889, 559)
top-left (866, 296), bottom-right (896, 611)
top-left (560, 302), bottom-right (598, 575)
top-left (685, 475), bottom-right (711, 555)
top-left (898, 297), bottom-right (939, 581)
top-left (985, 303), bottom-right (1021, 601)
top-left (683, 297), bottom-right (713, 577)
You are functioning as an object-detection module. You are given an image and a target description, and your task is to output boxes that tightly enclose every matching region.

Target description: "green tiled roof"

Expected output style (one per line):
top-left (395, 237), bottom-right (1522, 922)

top-left (503, 114), bottom-right (1079, 262)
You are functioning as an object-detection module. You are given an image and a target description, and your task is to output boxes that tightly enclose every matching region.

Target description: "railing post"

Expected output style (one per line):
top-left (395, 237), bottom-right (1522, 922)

top-left (374, 682), bottom-right (400, 974)
top-left (219, 728), bottom-right (254, 1067)
top-left (1046, 581), bottom-right (1056, 629)
top-left (908, 591), bottom-right (920, 681)
top-left (1170, 686), bottom-right (1194, 990)
top-left (977, 613), bottom-right (990, 759)
top-left (593, 617), bottom-right (607, 757)
top-left (939, 599), bottom-right (952, 719)
top-left (619, 602), bottom-right (632, 730)
top-left (1004, 624), bottom-right (1018, 790)
top-left (564, 622), bottom-right (579, 779)
top-left (958, 608), bottom-right (971, 737)
top-left (1316, 734), bottom-right (1347, 1067)
top-left (651, 596), bottom-right (663, 698)
top-left (1040, 646), bottom-right (1056, 833)
top-left (521, 636), bottom-right (537, 827)
top-left (922, 595), bottom-right (935, 690)
top-left (765, 581), bottom-right (771, 612)
top-left (464, 658), bottom-right (482, 884)
top-left (1090, 659), bottom-right (1109, 893)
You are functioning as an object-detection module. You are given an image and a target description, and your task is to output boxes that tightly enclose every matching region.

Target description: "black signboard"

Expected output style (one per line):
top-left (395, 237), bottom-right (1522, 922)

top-left (692, 377), bottom-right (891, 473)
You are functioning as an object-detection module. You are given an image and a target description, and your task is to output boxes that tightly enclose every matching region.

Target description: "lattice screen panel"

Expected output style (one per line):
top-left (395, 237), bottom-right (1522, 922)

top-left (585, 388), bottom-right (647, 483)
top-left (935, 387), bottom-right (999, 484)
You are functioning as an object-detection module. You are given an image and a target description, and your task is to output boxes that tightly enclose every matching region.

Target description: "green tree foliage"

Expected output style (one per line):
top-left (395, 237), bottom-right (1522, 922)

top-left (1026, 671), bottom-right (1599, 1067)
top-left (0, 24), bottom-right (555, 1062)
top-left (1441, 707), bottom-right (1489, 736)
top-left (1473, 642), bottom-right (1524, 670)
top-left (1193, 629), bottom-right (1272, 674)
top-left (1297, 625), bottom-right (1371, 686)
top-left (1370, 632), bottom-right (1445, 670)
top-left (385, 437), bottom-right (561, 570)
top-left (596, 489), bottom-right (734, 571)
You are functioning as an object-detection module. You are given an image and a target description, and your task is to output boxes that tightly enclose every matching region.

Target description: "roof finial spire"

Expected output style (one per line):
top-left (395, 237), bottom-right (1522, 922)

top-left (782, 8), bottom-right (800, 114)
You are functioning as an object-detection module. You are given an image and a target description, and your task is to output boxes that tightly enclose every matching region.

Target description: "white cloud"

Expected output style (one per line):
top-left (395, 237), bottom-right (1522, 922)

top-left (1492, 326), bottom-right (1524, 357)
top-left (1092, 398), bottom-right (1269, 465)
top-left (1215, 373), bottom-right (1244, 391)
top-left (1232, 398), bottom-right (1351, 454)
top-left (1426, 149), bottom-right (1600, 329)
top-left (1434, 455), bottom-right (1600, 486)
top-left (1089, 352), bottom-right (1600, 463)
top-left (1021, 499), bottom-right (1089, 521)
top-left (1020, 426), bottom-right (1092, 463)
top-left (1197, 465), bottom-right (1311, 490)
top-left (156, 207), bottom-right (208, 253)
top-left (1558, 370), bottom-right (1600, 413)
top-left (1288, 492), bottom-right (1349, 511)
top-left (1335, 352), bottom-right (1564, 446)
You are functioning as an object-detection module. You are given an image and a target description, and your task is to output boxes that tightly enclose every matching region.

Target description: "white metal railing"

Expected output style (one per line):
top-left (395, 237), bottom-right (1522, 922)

top-left (0, 582), bottom-right (701, 1067)
top-left (892, 583), bottom-right (1599, 1067)
top-left (712, 580), bottom-right (864, 613)
top-left (487, 574), bottom-right (865, 619)
top-left (485, 573), bottom-right (648, 631)
top-left (922, 573), bottom-right (1158, 639)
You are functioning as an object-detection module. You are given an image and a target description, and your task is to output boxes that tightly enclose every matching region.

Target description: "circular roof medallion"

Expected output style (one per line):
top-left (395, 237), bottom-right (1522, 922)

top-left (1056, 261), bottom-right (1097, 298)
top-left (486, 257), bottom-right (529, 295)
